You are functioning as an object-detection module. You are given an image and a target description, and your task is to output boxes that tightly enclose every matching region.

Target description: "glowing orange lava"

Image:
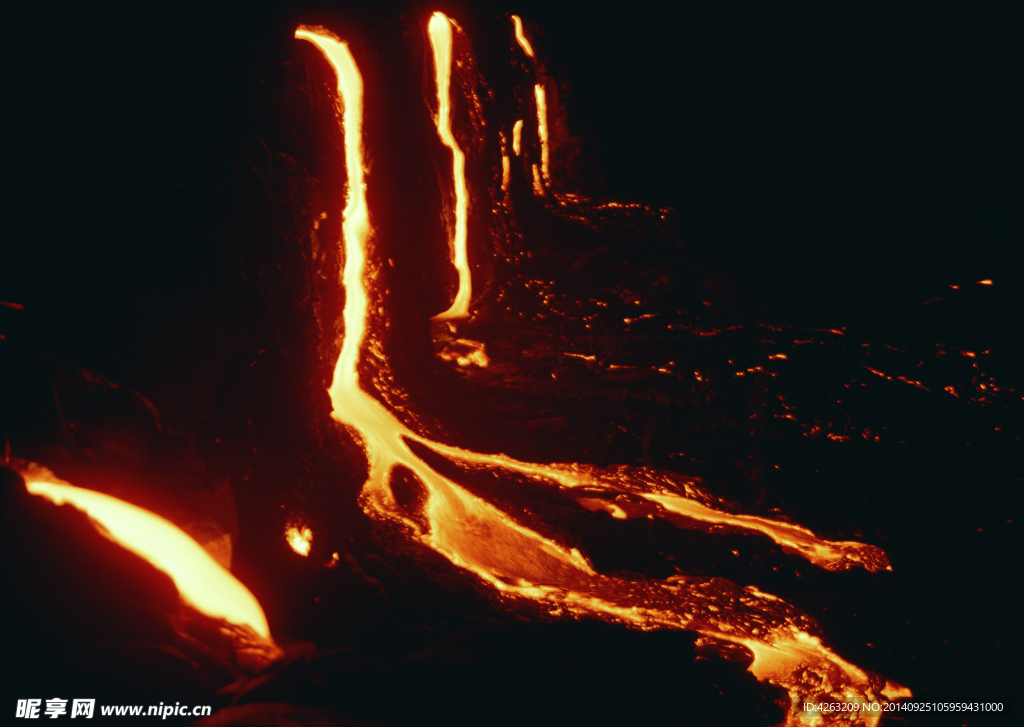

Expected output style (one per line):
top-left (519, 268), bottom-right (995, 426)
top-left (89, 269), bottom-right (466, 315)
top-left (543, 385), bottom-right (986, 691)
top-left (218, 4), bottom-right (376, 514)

top-left (437, 337), bottom-right (490, 368)
top-left (534, 83), bottom-right (550, 185)
top-left (531, 163), bottom-right (544, 196)
top-left (297, 18), bottom-right (908, 725)
top-left (511, 15), bottom-right (534, 58)
top-left (512, 16), bottom-right (549, 189)
top-left (22, 465), bottom-right (270, 639)
top-left (499, 131), bottom-right (511, 191)
top-left (512, 118), bottom-right (523, 156)
top-left (286, 524), bottom-right (313, 556)
top-left (295, 26), bottom-right (369, 400)
top-left (427, 12), bottom-right (472, 321)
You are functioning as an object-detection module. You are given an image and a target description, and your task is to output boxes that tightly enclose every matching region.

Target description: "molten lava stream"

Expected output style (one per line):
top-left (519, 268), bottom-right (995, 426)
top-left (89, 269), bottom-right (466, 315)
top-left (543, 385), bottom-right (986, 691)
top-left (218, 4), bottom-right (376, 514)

top-left (20, 464), bottom-right (271, 640)
top-left (296, 22), bottom-right (909, 726)
top-left (427, 12), bottom-right (471, 322)
top-left (534, 83), bottom-right (550, 185)
top-left (512, 15), bottom-right (534, 59)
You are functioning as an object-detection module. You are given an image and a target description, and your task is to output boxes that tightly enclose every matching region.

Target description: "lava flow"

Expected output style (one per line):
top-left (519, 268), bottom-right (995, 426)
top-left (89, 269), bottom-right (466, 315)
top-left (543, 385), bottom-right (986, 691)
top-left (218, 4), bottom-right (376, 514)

top-left (512, 15), bottom-right (549, 188)
top-left (20, 464), bottom-right (271, 639)
top-left (428, 12), bottom-right (471, 321)
top-left (296, 19), bottom-right (909, 726)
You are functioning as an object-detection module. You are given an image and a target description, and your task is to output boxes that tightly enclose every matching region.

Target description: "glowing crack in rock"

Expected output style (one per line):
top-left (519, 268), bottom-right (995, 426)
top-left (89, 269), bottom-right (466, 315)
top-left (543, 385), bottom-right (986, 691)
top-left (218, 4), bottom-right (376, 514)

top-left (427, 12), bottom-right (472, 321)
top-left (22, 466), bottom-right (271, 639)
top-left (296, 21), bottom-right (909, 725)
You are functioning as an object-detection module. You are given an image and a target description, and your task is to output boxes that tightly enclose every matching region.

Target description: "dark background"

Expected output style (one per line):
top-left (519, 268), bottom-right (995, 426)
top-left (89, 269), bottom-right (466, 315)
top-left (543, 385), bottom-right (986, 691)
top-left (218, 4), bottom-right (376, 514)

top-left (3, 1), bottom-right (1017, 723)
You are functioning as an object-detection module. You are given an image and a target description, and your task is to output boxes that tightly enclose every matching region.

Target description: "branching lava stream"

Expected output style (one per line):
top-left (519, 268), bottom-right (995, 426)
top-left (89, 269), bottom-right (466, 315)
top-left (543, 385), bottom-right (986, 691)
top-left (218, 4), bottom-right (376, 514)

top-left (296, 20), bottom-right (910, 726)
